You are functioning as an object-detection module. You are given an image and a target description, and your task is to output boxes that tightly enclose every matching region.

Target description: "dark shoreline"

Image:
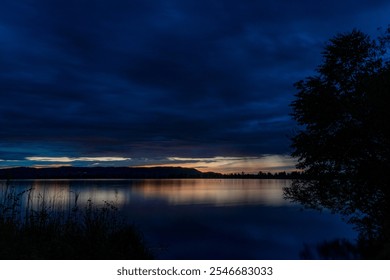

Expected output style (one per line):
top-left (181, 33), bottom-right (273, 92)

top-left (0, 166), bottom-right (303, 180)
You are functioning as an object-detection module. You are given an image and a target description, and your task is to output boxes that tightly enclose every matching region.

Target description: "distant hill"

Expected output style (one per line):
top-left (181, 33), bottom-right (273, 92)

top-left (0, 166), bottom-right (207, 179)
top-left (0, 166), bottom-right (304, 179)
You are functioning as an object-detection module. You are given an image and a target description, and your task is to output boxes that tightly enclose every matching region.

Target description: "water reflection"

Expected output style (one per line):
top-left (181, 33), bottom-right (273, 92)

top-left (0, 179), bottom-right (356, 259)
top-left (135, 179), bottom-right (291, 206)
top-left (2, 179), bottom-right (292, 209)
top-left (1, 180), bottom-right (127, 210)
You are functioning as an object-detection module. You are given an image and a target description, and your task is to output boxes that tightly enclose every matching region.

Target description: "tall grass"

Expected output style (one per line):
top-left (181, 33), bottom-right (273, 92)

top-left (0, 180), bottom-right (153, 260)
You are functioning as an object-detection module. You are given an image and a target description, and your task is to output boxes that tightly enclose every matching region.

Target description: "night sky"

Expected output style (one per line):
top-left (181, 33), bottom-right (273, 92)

top-left (1, 0), bottom-right (389, 173)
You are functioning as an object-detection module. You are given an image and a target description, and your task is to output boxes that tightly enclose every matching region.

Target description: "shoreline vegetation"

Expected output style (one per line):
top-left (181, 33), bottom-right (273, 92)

top-left (0, 180), bottom-right (153, 260)
top-left (0, 166), bottom-right (303, 180)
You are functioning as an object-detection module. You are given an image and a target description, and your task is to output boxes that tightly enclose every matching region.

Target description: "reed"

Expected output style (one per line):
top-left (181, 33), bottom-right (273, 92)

top-left (0, 180), bottom-right (153, 260)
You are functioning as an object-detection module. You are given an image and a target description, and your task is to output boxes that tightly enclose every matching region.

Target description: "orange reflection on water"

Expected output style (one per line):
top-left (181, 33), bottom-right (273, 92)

top-left (3, 179), bottom-right (292, 209)
top-left (133, 179), bottom-right (291, 206)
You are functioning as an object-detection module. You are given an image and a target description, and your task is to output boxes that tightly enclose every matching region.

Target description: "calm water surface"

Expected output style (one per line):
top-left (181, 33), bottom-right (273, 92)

top-left (1, 179), bottom-right (357, 259)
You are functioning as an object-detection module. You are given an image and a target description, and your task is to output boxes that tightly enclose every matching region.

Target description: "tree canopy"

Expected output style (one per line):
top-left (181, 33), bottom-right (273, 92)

top-left (285, 28), bottom-right (390, 258)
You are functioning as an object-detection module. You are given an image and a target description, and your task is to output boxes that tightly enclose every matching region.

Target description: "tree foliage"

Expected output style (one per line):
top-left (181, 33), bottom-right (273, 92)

top-left (285, 28), bottom-right (390, 258)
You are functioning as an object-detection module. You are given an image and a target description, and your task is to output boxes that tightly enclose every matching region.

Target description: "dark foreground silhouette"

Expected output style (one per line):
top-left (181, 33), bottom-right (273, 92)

top-left (285, 28), bottom-right (390, 259)
top-left (0, 184), bottom-right (153, 260)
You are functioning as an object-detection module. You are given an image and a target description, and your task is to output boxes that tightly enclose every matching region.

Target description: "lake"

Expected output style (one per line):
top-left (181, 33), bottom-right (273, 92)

top-left (0, 179), bottom-right (357, 259)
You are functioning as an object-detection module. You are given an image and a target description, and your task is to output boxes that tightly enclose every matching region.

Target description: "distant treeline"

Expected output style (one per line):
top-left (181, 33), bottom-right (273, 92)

top-left (0, 166), bottom-right (304, 180)
top-left (221, 171), bottom-right (305, 179)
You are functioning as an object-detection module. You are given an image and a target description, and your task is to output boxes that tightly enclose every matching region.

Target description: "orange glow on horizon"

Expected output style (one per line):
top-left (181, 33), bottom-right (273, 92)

top-left (134, 155), bottom-right (297, 174)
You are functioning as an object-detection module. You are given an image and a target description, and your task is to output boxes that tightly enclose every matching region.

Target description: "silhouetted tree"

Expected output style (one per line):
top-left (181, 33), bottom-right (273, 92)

top-left (285, 28), bottom-right (390, 258)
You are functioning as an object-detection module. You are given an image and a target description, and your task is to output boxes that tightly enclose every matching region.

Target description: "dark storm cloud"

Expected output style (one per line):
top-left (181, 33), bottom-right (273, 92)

top-left (1, 0), bottom-right (389, 166)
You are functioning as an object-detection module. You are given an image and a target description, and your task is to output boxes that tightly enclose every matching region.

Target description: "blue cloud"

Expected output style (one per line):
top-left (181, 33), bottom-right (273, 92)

top-left (1, 0), bottom-right (389, 170)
